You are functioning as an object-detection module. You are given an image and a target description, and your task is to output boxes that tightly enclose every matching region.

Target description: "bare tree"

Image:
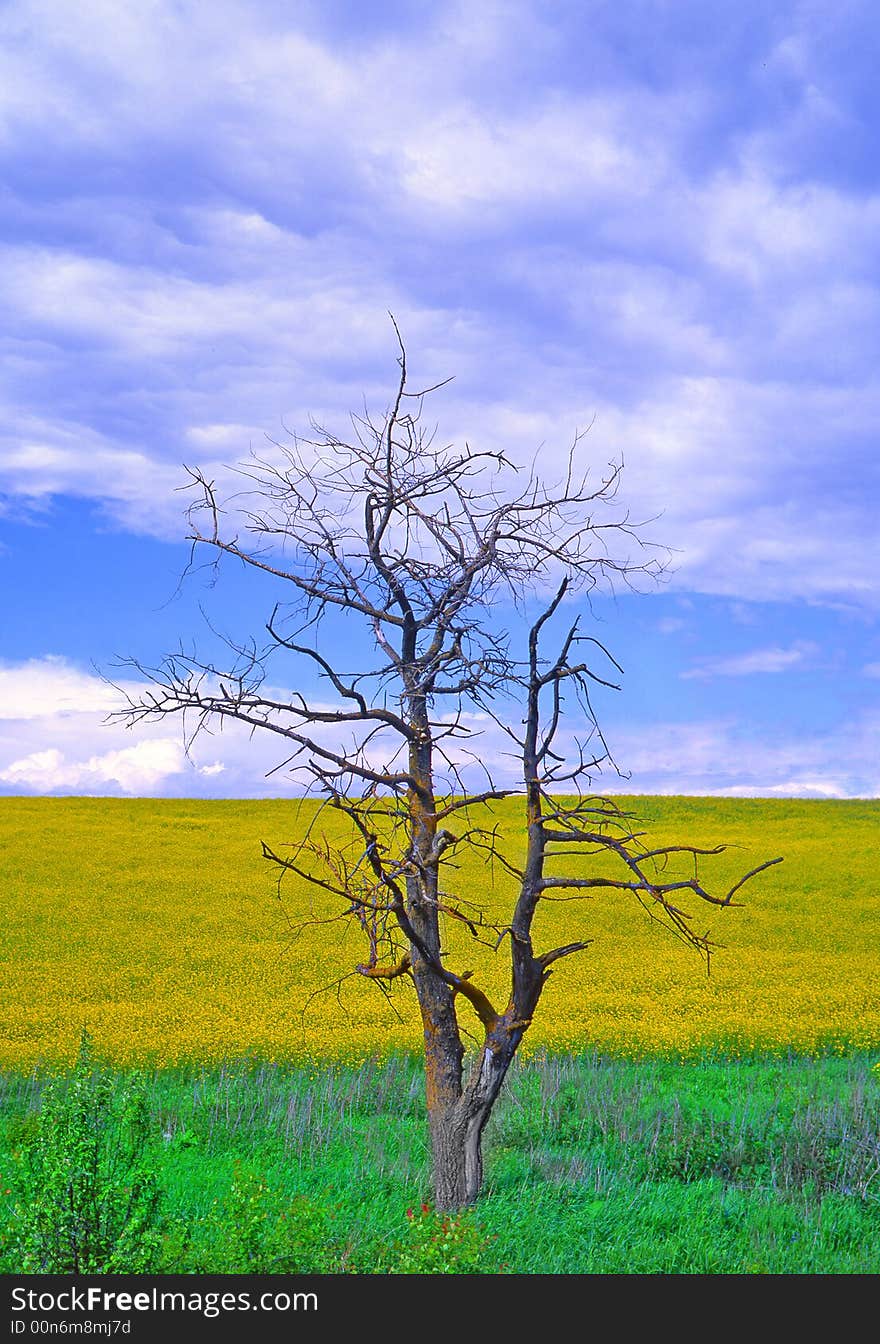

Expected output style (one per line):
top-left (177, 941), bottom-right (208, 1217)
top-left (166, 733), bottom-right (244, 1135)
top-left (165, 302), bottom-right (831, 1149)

top-left (114, 323), bottom-right (782, 1210)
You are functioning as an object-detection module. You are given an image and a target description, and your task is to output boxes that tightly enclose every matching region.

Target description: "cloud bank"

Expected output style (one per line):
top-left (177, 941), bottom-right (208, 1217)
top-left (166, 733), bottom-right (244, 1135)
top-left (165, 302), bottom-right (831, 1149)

top-left (1, 656), bottom-right (876, 801)
top-left (2, 2), bottom-right (878, 797)
top-left (0, 0), bottom-right (877, 604)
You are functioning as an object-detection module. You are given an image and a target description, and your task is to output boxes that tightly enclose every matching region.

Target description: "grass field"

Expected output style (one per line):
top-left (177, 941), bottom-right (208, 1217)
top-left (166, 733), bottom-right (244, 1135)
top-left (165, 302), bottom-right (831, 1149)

top-left (1, 795), bottom-right (878, 1065)
top-left (1, 1050), bottom-right (878, 1274)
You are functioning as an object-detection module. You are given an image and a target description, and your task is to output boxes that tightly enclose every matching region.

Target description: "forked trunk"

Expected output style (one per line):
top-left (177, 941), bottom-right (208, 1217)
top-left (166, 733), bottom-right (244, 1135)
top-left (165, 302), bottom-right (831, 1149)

top-left (426, 1028), bottom-right (523, 1210)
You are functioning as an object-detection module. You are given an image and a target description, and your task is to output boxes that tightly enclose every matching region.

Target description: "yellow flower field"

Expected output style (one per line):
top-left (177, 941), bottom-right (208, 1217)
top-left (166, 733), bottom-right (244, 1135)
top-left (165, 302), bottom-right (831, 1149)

top-left (1, 795), bottom-right (878, 1066)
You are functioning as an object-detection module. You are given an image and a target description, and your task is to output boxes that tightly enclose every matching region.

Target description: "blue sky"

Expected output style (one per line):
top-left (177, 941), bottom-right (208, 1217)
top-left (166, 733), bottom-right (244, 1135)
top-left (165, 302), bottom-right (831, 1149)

top-left (1, 0), bottom-right (878, 799)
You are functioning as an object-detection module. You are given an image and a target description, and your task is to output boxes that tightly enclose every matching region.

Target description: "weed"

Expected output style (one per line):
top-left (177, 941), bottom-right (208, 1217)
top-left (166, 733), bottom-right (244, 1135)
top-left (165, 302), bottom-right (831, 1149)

top-left (11, 1030), bottom-right (164, 1273)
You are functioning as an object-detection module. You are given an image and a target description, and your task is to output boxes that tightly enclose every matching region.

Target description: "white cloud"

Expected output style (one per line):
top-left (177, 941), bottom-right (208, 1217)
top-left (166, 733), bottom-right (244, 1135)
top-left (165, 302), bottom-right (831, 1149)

top-left (0, 739), bottom-right (185, 792)
top-left (0, 429), bottom-right (185, 537)
top-left (184, 423), bottom-right (261, 452)
top-left (2, 245), bottom-right (383, 362)
top-left (681, 641), bottom-right (819, 680)
top-left (400, 97), bottom-right (647, 218)
top-left (0, 655), bottom-right (139, 719)
top-left (0, 658), bottom-right (230, 795)
top-left (699, 169), bottom-right (880, 286)
top-left (728, 777), bottom-right (848, 800)
top-left (607, 712), bottom-right (880, 799)
top-left (863, 662), bottom-right (880, 678)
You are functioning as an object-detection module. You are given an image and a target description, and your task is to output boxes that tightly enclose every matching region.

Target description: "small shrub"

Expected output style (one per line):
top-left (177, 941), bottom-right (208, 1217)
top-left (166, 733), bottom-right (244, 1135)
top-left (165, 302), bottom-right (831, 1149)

top-left (13, 1030), bottom-right (163, 1273)
top-left (382, 1203), bottom-right (505, 1274)
top-left (209, 1163), bottom-right (343, 1273)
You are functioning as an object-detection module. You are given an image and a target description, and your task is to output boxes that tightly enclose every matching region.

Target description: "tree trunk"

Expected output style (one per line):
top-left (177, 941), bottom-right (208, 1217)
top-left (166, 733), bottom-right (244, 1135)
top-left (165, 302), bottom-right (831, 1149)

top-left (426, 1029), bottom-right (522, 1210)
top-left (429, 1098), bottom-right (490, 1210)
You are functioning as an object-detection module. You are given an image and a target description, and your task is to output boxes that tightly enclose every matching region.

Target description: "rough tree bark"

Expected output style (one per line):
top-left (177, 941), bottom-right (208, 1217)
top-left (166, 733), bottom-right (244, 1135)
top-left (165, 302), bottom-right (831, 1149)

top-left (113, 320), bottom-right (782, 1210)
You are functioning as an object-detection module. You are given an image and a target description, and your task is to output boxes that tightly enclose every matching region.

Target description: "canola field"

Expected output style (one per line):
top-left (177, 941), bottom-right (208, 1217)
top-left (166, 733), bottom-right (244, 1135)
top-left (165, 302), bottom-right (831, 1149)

top-left (1, 795), bottom-right (878, 1066)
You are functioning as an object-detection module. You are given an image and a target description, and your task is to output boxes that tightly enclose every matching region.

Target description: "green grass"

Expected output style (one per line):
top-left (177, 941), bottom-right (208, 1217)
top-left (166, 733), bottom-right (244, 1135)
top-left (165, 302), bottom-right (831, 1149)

top-left (2, 1049), bottom-right (878, 1274)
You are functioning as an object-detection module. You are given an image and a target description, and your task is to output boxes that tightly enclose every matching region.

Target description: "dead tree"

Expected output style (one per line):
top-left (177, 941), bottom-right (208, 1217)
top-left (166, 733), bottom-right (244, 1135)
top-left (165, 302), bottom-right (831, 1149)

top-left (114, 323), bottom-right (782, 1210)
